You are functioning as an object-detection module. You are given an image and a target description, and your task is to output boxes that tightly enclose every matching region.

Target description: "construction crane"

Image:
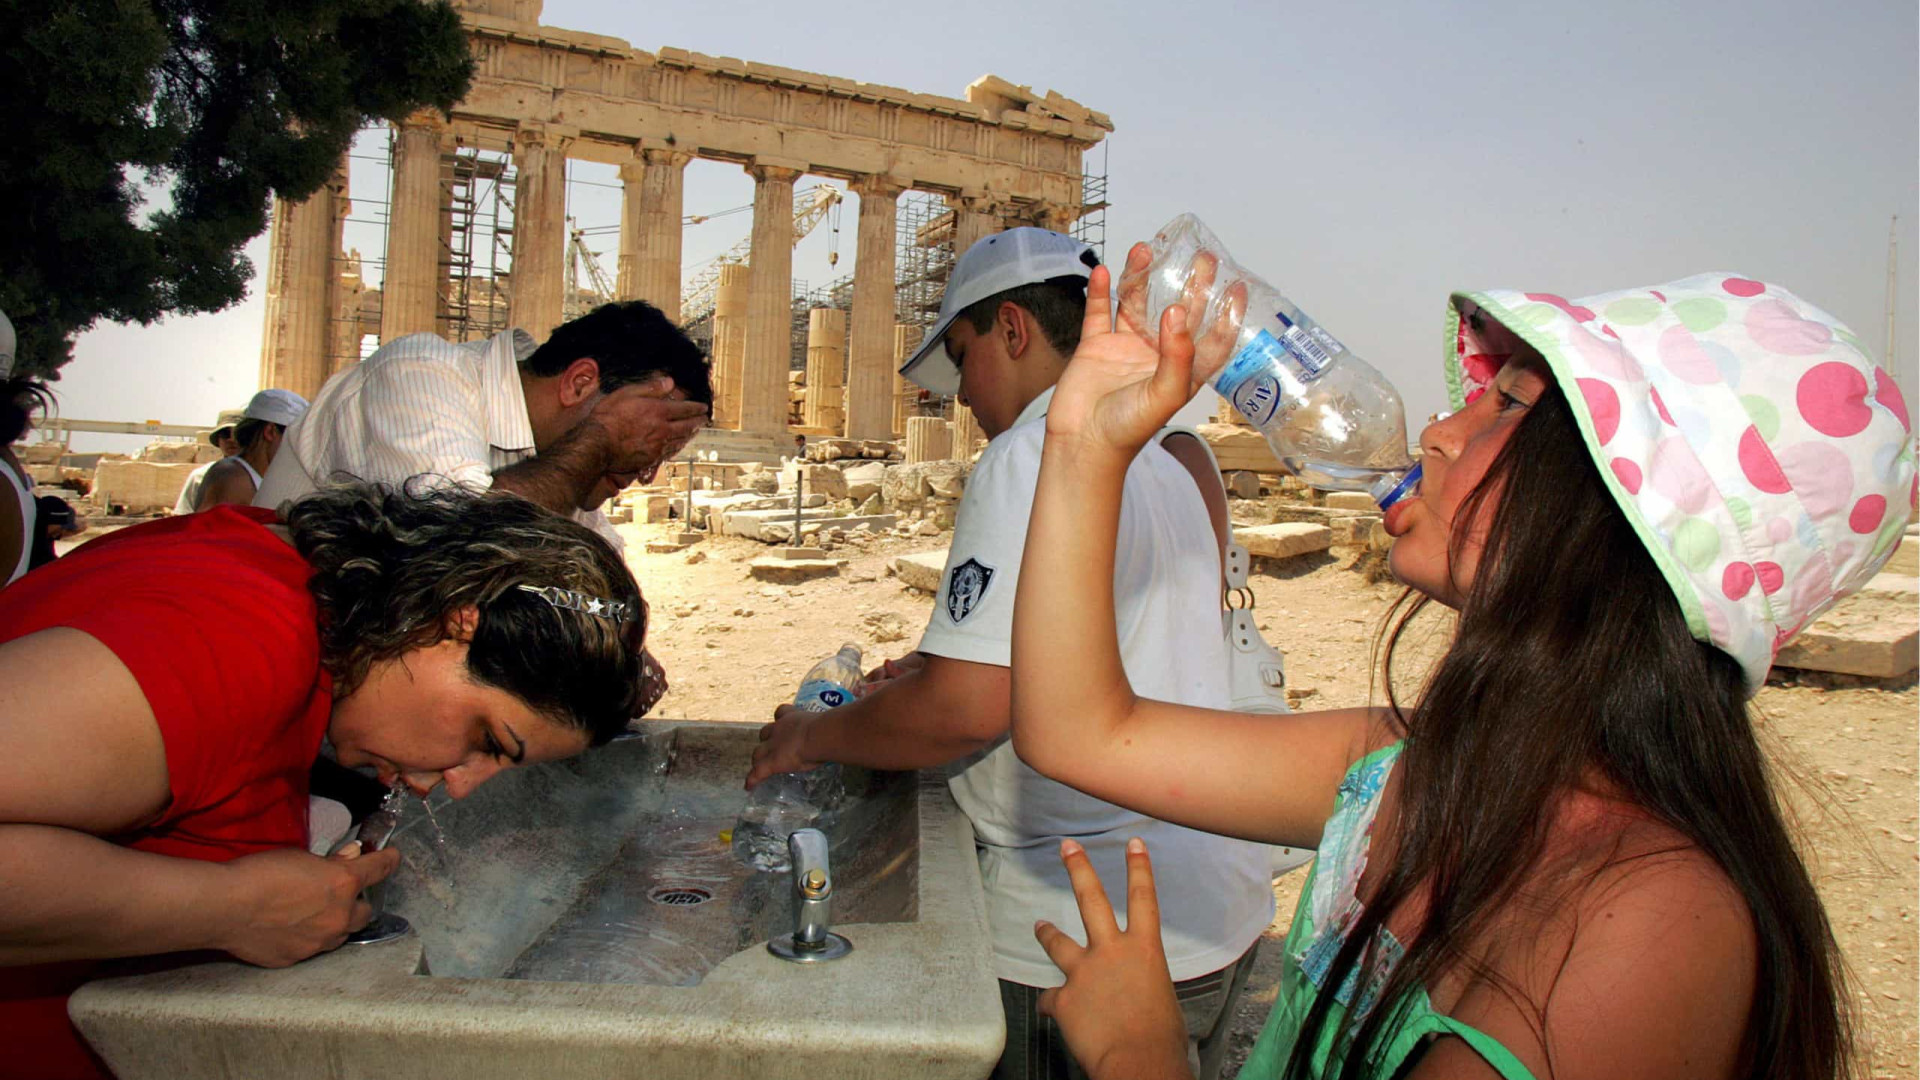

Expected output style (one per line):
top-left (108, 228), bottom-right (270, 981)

top-left (679, 184), bottom-right (843, 321)
top-left (562, 218), bottom-right (618, 319)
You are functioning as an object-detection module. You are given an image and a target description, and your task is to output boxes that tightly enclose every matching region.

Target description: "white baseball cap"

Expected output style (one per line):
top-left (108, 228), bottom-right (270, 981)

top-left (243, 388), bottom-right (310, 427)
top-left (898, 227), bottom-right (1097, 395)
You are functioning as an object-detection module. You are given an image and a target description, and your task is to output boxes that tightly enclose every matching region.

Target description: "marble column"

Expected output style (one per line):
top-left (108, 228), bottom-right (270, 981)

top-left (325, 175), bottom-right (358, 378)
top-left (740, 162), bottom-right (802, 435)
top-left (258, 172), bottom-right (340, 399)
top-left (330, 253), bottom-right (368, 379)
top-left (510, 125), bottom-right (570, 341)
top-left (893, 323), bottom-right (922, 437)
top-left (803, 307), bottom-right (848, 433)
top-left (948, 194), bottom-right (1003, 453)
top-left (904, 415), bottom-right (949, 464)
top-left (951, 194), bottom-right (1002, 256)
top-left (380, 113), bottom-right (450, 342)
top-left (845, 177), bottom-right (903, 441)
top-left (618, 147), bottom-right (691, 321)
top-left (949, 404), bottom-right (980, 461)
top-left (712, 263), bottom-right (751, 428)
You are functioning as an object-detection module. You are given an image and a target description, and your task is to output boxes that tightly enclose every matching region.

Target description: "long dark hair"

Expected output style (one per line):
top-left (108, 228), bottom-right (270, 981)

top-left (283, 483), bottom-right (645, 745)
top-left (1287, 383), bottom-right (1851, 1079)
top-left (1, 377), bottom-right (52, 446)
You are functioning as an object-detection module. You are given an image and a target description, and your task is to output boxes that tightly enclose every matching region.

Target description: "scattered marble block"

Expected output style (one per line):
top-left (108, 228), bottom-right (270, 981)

top-left (892, 550), bottom-right (949, 593)
top-left (1233, 523), bottom-right (1332, 560)
top-left (1883, 535), bottom-right (1916, 576)
top-left (1323, 491), bottom-right (1377, 512)
top-left (1774, 573), bottom-right (1918, 678)
top-left (748, 556), bottom-right (845, 584)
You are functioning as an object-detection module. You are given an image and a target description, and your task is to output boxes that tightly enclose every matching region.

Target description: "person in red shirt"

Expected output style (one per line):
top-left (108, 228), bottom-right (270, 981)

top-left (0, 483), bottom-right (652, 1078)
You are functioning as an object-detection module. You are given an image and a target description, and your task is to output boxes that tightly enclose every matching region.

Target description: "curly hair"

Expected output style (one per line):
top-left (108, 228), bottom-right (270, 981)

top-left (282, 483), bottom-right (644, 745)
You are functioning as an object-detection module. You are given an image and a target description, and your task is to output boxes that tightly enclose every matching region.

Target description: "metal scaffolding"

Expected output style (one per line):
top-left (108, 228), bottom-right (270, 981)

top-left (442, 141), bottom-right (516, 344)
top-left (1074, 141), bottom-right (1110, 262)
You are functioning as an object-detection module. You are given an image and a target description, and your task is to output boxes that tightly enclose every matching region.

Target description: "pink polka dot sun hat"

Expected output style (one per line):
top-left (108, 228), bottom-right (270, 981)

top-left (1444, 274), bottom-right (1916, 692)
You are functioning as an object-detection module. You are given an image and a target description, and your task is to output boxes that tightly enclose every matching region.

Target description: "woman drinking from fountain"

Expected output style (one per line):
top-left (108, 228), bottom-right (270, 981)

top-left (0, 484), bottom-right (653, 1079)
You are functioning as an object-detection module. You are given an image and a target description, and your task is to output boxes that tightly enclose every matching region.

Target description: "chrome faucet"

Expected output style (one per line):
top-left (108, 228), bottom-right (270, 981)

top-left (767, 828), bottom-right (852, 962)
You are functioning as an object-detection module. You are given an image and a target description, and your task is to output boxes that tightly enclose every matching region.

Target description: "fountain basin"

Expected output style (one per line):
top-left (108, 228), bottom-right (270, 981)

top-left (69, 722), bottom-right (1002, 1079)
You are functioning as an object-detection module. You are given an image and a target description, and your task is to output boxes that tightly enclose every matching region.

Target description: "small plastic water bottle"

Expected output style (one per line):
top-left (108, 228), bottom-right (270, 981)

top-left (732, 644), bottom-right (865, 871)
top-left (792, 644), bottom-right (864, 713)
top-left (1139, 214), bottom-right (1421, 509)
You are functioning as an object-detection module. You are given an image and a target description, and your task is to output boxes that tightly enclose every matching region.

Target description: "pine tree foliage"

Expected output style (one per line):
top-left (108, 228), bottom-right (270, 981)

top-left (0, 0), bottom-right (475, 375)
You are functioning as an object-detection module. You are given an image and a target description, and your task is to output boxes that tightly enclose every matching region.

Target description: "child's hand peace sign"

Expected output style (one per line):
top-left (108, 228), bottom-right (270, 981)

top-left (1033, 837), bottom-right (1195, 1080)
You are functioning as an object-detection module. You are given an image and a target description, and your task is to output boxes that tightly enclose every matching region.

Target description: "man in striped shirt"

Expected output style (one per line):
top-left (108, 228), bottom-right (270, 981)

top-left (254, 301), bottom-right (712, 551)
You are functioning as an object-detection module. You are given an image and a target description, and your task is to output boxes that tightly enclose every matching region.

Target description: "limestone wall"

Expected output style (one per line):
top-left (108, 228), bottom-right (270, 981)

top-left (93, 461), bottom-right (199, 512)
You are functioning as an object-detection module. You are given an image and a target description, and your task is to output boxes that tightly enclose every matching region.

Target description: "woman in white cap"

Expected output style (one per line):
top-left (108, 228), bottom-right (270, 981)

top-left (1007, 255), bottom-right (1912, 1080)
top-left (195, 387), bottom-right (308, 510)
top-left (0, 482), bottom-right (658, 1078)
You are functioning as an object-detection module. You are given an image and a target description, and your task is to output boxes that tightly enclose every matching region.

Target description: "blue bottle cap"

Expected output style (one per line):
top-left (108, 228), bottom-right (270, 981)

top-left (1373, 463), bottom-right (1422, 510)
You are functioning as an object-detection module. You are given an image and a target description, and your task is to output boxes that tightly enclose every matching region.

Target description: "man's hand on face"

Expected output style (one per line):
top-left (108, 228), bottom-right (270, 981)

top-left (584, 377), bottom-right (711, 478)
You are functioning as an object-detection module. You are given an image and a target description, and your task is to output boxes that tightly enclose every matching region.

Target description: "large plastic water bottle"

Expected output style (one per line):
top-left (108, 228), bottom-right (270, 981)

top-left (732, 643), bottom-right (865, 872)
top-left (1139, 214), bottom-right (1421, 508)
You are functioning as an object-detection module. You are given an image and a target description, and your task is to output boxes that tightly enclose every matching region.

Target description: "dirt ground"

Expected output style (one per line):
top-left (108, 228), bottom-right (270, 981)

top-left (622, 518), bottom-right (1920, 1079)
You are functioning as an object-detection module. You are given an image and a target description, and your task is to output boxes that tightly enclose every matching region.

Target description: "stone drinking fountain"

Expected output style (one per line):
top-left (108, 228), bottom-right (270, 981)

top-left (69, 722), bottom-right (1003, 1079)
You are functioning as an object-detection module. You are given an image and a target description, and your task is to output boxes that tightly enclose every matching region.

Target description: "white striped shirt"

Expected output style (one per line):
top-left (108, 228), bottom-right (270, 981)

top-left (252, 328), bottom-right (622, 550)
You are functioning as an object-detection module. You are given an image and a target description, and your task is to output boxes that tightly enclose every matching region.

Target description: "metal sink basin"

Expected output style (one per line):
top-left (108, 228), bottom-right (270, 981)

top-left (70, 722), bottom-right (1002, 1080)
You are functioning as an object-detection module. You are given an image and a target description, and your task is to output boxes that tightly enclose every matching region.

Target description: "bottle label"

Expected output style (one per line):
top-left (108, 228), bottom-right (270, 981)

top-left (1214, 326), bottom-right (1327, 426)
top-left (1278, 324), bottom-right (1332, 378)
top-left (1213, 331), bottom-right (1285, 425)
top-left (1307, 324), bottom-right (1347, 359)
top-left (794, 680), bottom-right (851, 712)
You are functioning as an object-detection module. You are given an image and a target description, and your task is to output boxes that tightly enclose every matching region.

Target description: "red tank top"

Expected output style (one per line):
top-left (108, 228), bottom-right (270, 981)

top-left (0, 506), bottom-right (333, 1078)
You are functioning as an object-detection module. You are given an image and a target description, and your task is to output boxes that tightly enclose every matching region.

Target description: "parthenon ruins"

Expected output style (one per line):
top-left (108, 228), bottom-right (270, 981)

top-left (257, 0), bottom-right (1111, 453)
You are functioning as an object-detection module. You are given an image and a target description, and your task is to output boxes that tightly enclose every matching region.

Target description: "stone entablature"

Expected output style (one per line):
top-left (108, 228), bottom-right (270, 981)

top-left (456, 16), bottom-right (1107, 217)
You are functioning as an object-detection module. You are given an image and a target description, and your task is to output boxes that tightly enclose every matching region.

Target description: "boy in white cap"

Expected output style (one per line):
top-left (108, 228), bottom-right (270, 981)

top-left (195, 389), bottom-right (308, 510)
top-left (743, 229), bottom-right (1272, 1080)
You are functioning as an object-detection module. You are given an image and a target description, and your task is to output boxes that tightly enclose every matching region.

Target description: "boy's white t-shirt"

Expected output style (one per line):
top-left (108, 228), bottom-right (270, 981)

top-left (918, 387), bottom-right (1274, 987)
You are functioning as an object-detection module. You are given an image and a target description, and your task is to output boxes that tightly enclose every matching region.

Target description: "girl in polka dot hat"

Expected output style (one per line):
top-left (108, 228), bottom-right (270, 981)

top-left (1000, 253), bottom-right (1912, 1080)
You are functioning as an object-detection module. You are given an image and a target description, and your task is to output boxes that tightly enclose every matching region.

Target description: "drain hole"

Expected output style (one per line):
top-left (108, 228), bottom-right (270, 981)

top-left (649, 886), bottom-right (713, 906)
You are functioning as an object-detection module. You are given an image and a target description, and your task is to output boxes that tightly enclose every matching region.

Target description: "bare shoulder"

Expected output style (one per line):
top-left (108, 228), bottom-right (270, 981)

top-left (1555, 828), bottom-right (1754, 1077)
top-left (1452, 813), bottom-right (1755, 1080)
top-left (0, 628), bottom-right (172, 833)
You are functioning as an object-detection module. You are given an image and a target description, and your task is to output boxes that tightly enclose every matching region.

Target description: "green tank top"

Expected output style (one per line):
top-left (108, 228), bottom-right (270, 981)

top-left (1240, 744), bottom-right (1539, 1080)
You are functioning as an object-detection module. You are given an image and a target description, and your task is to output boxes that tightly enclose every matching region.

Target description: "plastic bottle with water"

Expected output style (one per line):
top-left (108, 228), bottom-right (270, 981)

top-left (1139, 214), bottom-right (1421, 508)
top-left (731, 643), bottom-right (865, 872)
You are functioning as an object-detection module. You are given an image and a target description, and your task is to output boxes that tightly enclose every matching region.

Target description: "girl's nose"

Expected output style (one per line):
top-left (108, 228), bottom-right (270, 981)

top-left (1420, 408), bottom-right (1467, 463)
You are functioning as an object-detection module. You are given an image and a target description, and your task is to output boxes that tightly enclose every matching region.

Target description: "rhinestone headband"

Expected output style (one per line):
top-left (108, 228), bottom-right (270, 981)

top-left (515, 584), bottom-right (638, 624)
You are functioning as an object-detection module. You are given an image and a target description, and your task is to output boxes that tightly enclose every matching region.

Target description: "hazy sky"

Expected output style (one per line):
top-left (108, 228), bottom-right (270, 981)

top-left (54, 0), bottom-right (1918, 453)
